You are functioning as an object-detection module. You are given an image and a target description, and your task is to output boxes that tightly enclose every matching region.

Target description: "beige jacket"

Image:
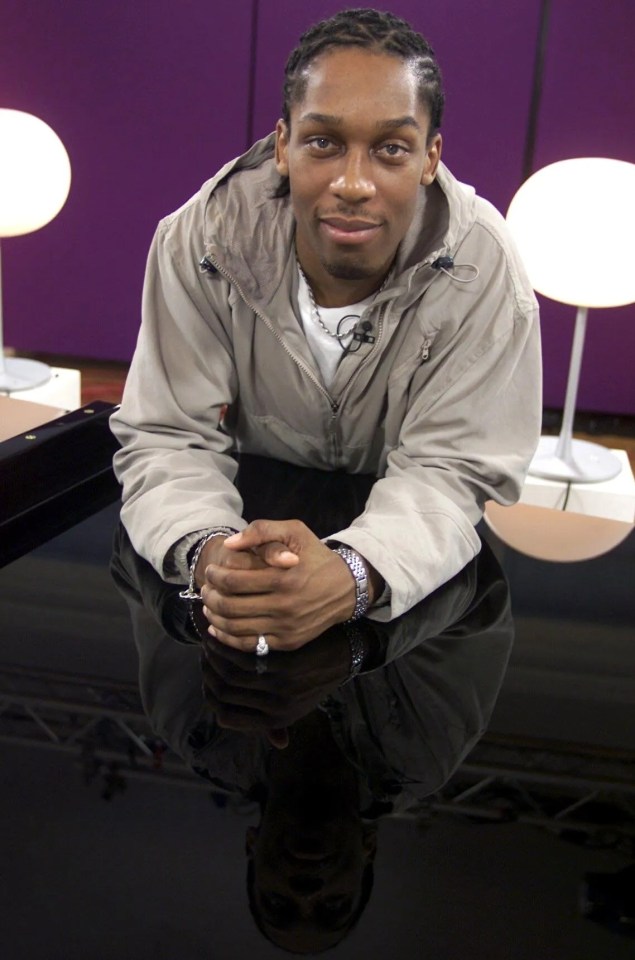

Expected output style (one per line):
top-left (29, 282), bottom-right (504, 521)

top-left (110, 135), bottom-right (541, 619)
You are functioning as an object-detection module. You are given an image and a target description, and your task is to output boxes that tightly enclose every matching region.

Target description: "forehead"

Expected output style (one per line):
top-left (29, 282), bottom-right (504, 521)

top-left (292, 47), bottom-right (429, 129)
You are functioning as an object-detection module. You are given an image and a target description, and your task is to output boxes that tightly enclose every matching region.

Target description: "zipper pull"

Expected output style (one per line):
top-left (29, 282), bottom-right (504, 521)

top-left (199, 256), bottom-right (217, 274)
top-left (421, 338), bottom-right (432, 362)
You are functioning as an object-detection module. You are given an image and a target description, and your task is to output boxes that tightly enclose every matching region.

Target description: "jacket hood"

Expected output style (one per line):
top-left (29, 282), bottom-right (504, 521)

top-left (198, 133), bottom-right (478, 308)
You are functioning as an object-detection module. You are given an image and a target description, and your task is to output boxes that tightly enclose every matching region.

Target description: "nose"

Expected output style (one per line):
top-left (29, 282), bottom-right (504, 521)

top-left (288, 874), bottom-right (325, 896)
top-left (330, 149), bottom-right (376, 204)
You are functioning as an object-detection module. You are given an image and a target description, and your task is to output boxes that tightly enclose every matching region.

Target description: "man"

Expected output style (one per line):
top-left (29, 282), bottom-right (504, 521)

top-left (111, 8), bottom-right (541, 656)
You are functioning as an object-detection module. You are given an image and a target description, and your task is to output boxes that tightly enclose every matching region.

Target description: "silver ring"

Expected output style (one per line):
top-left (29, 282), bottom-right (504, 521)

top-left (256, 634), bottom-right (269, 657)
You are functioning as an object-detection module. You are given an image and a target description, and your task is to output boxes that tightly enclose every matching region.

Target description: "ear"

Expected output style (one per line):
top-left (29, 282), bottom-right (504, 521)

top-left (362, 825), bottom-right (378, 864)
top-left (420, 133), bottom-right (442, 186)
top-left (275, 119), bottom-right (290, 177)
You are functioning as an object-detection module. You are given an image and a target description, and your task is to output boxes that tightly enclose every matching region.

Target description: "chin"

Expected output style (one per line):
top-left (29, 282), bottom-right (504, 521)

top-left (323, 259), bottom-right (377, 282)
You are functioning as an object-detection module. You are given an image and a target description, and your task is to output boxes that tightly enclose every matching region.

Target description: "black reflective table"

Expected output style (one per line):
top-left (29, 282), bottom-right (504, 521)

top-left (0, 448), bottom-right (634, 959)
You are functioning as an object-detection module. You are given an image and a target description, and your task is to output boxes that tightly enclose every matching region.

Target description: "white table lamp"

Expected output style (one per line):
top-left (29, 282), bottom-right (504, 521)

top-left (0, 108), bottom-right (72, 391)
top-left (506, 157), bottom-right (635, 483)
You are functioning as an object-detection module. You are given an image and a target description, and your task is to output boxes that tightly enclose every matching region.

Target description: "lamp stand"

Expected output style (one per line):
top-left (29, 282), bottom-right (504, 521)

top-left (529, 305), bottom-right (622, 483)
top-left (0, 240), bottom-right (52, 392)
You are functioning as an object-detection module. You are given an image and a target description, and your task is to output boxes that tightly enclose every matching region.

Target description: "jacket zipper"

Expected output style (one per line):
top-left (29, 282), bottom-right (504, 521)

top-left (206, 255), bottom-right (340, 424)
top-left (336, 300), bottom-right (387, 409)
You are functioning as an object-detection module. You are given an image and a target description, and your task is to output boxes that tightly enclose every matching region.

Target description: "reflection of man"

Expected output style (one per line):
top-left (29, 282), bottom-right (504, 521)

top-left (245, 711), bottom-right (378, 954)
top-left (111, 504), bottom-right (512, 955)
top-left (111, 8), bottom-right (540, 654)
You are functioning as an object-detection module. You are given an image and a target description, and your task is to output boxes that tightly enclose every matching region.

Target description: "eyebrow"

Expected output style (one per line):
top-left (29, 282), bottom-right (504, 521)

top-left (297, 112), bottom-right (422, 132)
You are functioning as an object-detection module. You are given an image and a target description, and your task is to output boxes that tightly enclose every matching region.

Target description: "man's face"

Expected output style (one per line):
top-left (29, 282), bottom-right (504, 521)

top-left (275, 47), bottom-right (441, 306)
top-left (246, 801), bottom-right (377, 953)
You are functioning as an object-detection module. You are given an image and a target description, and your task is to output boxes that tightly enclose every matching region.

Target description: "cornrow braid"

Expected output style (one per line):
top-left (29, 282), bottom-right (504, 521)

top-left (282, 7), bottom-right (444, 137)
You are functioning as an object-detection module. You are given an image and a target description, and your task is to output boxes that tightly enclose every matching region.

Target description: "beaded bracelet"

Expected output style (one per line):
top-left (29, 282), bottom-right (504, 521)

top-left (178, 527), bottom-right (238, 601)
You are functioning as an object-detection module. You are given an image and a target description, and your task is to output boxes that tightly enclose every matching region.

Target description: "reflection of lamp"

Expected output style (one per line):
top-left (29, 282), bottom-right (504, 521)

top-left (506, 157), bottom-right (635, 483)
top-left (0, 108), bottom-right (71, 391)
top-left (484, 500), bottom-right (633, 563)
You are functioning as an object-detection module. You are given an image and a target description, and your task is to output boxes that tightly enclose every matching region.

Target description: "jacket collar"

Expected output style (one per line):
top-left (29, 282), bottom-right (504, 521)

top-left (200, 134), bottom-right (477, 312)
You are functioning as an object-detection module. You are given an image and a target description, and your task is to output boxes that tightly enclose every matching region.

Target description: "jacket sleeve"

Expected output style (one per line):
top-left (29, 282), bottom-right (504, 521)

top-left (110, 214), bottom-right (247, 580)
top-left (328, 226), bottom-right (542, 620)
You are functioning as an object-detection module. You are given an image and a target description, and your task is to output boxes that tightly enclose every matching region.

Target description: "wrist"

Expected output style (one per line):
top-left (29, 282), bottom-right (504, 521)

top-left (366, 564), bottom-right (385, 606)
top-left (179, 526), bottom-right (238, 601)
top-left (194, 535), bottom-right (230, 586)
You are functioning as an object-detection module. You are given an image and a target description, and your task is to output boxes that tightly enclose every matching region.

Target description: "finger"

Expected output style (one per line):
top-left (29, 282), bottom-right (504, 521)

top-left (210, 625), bottom-right (279, 655)
top-left (202, 636), bottom-right (272, 672)
top-left (223, 520), bottom-right (304, 553)
top-left (217, 549), bottom-right (269, 571)
top-left (203, 563), bottom-right (286, 597)
top-left (209, 703), bottom-right (279, 734)
top-left (266, 728), bottom-right (290, 750)
top-left (254, 541), bottom-right (299, 568)
top-left (201, 588), bottom-right (283, 633)
top-left (201, 661), bottom-right (281, 710)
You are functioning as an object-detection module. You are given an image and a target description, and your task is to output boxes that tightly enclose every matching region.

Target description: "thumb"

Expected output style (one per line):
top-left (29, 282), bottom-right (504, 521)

top-left (255, 541), bottom-right (299, 568)
top-left (224, 520), bottom-right (303, 557)
top-left (266, 727), bottom-right (290, 750)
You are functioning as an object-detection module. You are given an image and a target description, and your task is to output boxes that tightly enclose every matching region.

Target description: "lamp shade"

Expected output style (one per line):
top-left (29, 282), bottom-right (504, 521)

top-left (506, 157), bottom-right (635, 308)
top-left (0, 109), bottom-right (71, 237)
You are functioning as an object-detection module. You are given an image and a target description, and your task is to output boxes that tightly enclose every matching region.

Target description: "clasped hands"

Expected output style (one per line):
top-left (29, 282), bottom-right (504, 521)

top-left (196, 519), bottom-right (372, 653)
top-left (199, 626), bottom-right (353, 748)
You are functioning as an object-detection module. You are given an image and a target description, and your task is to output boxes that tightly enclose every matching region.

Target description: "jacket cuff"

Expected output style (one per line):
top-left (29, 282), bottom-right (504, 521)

top-left (168, 529), bottom-right (220, 583)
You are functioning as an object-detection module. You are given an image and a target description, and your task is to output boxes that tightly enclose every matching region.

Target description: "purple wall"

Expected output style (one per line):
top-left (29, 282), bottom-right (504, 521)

top-left (1, 1), bottom-right (253, 361)
top-left (1, 0), bottom-right (634, 414)
top-left (252, 0), bottom-right (541, 215)
top-left (531, 0), bottom-right (635, 413)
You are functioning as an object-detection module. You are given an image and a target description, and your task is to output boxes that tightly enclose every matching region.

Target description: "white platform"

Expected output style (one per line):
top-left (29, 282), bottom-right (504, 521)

top-left (520, 448), bottom-right (635, 523)
top-left (0, 366), bottom-right (81, 411)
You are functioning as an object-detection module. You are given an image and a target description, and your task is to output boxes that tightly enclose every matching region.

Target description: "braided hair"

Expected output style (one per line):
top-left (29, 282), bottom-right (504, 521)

top-left (282, 7), bottom-right (445, 139)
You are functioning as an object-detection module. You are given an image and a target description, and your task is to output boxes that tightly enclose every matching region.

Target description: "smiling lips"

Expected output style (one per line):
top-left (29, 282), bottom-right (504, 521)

top-left (319, 216), bottom-right (382, 245)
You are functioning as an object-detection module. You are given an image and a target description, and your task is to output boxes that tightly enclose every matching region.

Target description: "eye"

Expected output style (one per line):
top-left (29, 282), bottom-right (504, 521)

top-left (316, 894), bottom-right (353, 923)
top-left (306, 136), bottom-right (338, 155)
top-left (261, 892), bottom-right (296, 924)
top-left (376, 142), bottom-right (409, 160)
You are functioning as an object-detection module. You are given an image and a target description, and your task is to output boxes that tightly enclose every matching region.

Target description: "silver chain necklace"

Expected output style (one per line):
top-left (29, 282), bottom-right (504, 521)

top-left (297, 261), bottom-right (388, 342)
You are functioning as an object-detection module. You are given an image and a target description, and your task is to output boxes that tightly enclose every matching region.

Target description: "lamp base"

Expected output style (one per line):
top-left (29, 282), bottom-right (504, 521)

top-left (0, 357), bottom-right (52, 392)
top-left (528, 435), bottom-right (623, 483)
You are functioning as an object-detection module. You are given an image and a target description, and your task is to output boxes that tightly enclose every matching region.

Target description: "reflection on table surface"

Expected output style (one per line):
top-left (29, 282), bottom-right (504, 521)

top-left (0, 456), bottom-right (633, 959)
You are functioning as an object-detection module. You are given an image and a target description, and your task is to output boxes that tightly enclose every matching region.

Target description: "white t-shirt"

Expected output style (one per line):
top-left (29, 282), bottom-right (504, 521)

top-left (297, 267), bottom-right (375, 389)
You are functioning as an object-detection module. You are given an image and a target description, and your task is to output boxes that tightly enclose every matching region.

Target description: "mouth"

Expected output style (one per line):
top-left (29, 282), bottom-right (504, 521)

top-left (319, 216), bottom-right (383, 246)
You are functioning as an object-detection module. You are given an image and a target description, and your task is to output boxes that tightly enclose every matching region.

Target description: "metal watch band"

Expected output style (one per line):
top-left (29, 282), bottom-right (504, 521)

top-left (344, 623), bottom-right (366, 680)
top-left (332, 546), bottom-right (370, 621)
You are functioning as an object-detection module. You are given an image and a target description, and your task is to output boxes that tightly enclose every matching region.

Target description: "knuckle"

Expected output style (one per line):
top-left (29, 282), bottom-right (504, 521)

top-left (268, 571), bottom-right (286, 592)
top-left (220, 571), bottom-right (239, 593)
top-left (214, 595), bottom-right (235, 618)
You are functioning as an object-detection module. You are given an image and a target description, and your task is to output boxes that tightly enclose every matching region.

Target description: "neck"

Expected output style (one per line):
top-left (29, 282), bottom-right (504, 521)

top-left (298, 260), bottom-right (390, 308)
top-left (269, 712), bottom-right (351, 784)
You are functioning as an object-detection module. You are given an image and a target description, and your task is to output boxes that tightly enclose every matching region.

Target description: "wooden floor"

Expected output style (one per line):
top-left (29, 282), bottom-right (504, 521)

top-left (22, 352), bottom-right (635, 471)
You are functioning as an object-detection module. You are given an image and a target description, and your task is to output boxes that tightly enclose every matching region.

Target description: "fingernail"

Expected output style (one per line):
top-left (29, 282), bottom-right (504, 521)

top-left (224, 533), bottom-right (241, 544)
top-left (208, 625), bottom-right (217, 638)
top-left (202, 606), bottom-right (209, 617)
